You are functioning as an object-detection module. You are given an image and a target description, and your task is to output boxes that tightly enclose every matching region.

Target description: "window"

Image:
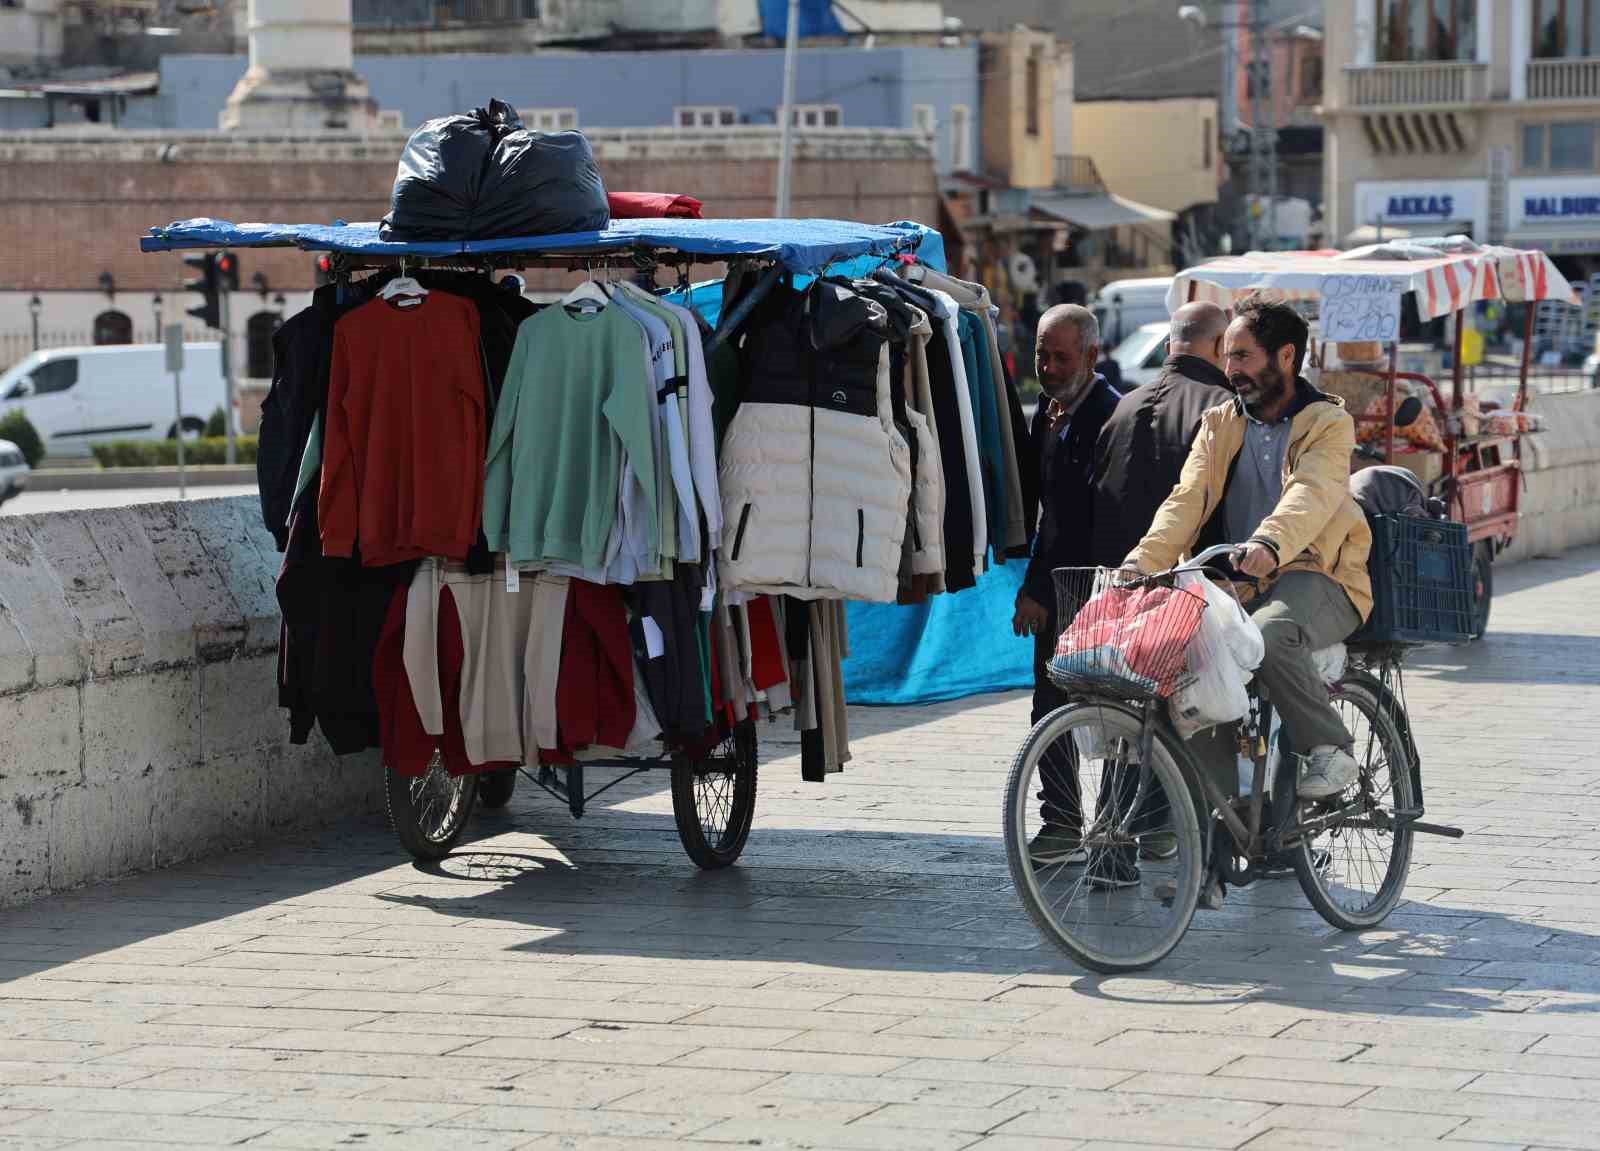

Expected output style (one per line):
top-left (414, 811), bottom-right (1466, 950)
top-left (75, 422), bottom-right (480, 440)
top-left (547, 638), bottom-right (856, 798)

top-left (912, 103), bottom-right (936, 138)
top-left (949, 103), bottom-right (971, 170)
top-left (1533, 0), bottom-right (1600, 58)
top-left (1522, 119), bottom-right (1598, 169)
top-left (1301, 53), bottom-right (1324, 100)
top-left (788, 104), bottom-right (842, 128)
top-left (1025, 50), bottom-right (1041, 137)
top-left (92, 310), bottom-right (132, 346)
top-left (1524, 122), bottom-right (1547, 167)
top-left (517, 107), bottom-right (577, 131)
top-left (1550, 120), bottom-right (1596, 168)
top-left (20, 357), bottom-right (79, 397)
top-left (246, 311), bottom-right (283, 380)
top-left (375, 109), bottom-right (404, 131)
top-left (675, 106), bottom-right (738, 129)
top-left (1202, 116), bottom-right (1213, 168)
top-left (1378, 0), bottom-right (1477, 61)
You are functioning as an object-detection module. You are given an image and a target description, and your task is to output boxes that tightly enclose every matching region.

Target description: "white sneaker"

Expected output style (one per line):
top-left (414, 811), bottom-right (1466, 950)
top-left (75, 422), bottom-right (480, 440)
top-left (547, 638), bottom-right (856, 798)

top-left (1299, 746), bottom-right (1359, 799)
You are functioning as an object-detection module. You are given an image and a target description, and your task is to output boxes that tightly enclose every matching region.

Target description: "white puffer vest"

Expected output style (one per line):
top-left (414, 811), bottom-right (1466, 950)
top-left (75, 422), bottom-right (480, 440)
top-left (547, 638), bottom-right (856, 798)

top-left (718, 281), bottom-right (912, 602)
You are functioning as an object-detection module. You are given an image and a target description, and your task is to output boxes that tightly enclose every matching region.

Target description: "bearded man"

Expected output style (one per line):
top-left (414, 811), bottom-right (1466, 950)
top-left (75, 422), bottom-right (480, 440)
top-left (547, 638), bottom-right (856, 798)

top-left (1124, 296), bottom-right (1374, 805)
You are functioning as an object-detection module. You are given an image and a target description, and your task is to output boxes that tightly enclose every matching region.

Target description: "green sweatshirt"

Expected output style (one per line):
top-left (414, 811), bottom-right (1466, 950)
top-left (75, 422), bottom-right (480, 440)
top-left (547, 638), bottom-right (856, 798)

top-left (483, 303), bottom-right (658, 569)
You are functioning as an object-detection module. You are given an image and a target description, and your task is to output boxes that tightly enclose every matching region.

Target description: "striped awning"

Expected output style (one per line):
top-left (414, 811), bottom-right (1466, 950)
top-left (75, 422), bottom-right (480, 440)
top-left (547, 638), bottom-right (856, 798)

top-left (1168, 237), bottom-right (1579, 321)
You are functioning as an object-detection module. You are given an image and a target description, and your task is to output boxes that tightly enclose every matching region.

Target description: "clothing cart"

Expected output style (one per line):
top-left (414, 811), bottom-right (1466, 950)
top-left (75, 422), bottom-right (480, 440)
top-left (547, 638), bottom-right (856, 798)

top-left (141, 215), bottom-right (938, 869)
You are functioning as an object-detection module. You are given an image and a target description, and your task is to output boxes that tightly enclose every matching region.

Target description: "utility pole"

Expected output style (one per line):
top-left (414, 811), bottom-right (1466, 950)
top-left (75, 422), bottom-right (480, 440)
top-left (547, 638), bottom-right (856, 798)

top-left (1246, 0), bottom-right (1278, 251)
top-left (775, 0), bottom-right (800, 217)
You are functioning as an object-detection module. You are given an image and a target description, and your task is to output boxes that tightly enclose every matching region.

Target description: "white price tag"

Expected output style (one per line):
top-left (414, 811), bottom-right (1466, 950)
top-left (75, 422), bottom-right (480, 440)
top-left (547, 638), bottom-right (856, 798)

top-left (1318, 275), bottom-right (1402, 343)
top-left (641, 616), bottom-right (666, 659)
top-left (505, 565), bottom-right (520, 593)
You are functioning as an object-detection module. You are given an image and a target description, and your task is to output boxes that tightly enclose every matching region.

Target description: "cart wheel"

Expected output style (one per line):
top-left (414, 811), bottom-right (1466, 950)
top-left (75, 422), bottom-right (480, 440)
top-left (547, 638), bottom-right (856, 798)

top-left (671, 722), bottom-right (758, 869)
top-left (1470, 542), bottom-right (1493, 640)
top-left (385, 752), bottom-right (477, 861)
top-left (477, 767), bottom-right (518, 810)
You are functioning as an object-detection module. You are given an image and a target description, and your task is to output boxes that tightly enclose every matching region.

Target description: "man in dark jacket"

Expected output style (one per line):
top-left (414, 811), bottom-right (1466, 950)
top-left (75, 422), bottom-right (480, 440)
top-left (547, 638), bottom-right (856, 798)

top-left (1093, 301), bottom-right (1233, 565)
top-left (1011, 305), bottom-right (1123, 881)
top-left (1014, 304), bottom-right (1121, 711)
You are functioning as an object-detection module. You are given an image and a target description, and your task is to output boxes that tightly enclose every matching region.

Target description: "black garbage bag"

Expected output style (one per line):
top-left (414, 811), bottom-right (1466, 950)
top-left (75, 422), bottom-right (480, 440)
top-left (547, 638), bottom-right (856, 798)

top-left (380, 99), bottom-right (609, 241)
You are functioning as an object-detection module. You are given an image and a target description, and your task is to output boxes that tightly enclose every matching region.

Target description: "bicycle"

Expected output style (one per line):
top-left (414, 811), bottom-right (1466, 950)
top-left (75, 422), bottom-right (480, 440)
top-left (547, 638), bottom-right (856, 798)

top-left (1002, 544), bottom-right (1463, 973)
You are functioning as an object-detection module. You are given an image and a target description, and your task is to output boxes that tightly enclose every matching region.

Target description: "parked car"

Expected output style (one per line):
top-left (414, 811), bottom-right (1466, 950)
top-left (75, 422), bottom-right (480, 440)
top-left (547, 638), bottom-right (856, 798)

top-left (1109, 321), bottom-right (1170, 389)
top-left (1092, 276), bottom-right (1174, 348)
top-left (0, 438), bottom-right (30, 506)
top-left (0, 343), bottom-right (230, 459)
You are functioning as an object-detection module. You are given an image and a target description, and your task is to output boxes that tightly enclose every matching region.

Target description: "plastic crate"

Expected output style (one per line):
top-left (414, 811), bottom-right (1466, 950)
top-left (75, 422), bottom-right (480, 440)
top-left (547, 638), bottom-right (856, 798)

top-left (1352, 514), bottom-right (1474, 645)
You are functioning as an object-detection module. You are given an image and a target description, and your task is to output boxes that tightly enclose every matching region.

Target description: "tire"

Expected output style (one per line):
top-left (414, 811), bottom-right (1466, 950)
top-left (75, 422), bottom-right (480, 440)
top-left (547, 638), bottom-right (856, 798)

top-left (1469, 542), bottom-right (1493, 640)
top-left (1003, 702), bottom-right (1203, 973)
top-left (167, 417), bottom-right (206, 440)
top-left (1293, 678), bottom-right (1415, 930)
top-left (385, 754), bottom-right (478, 862)
top-left (476, 767), bottom-right (518, 810)
top-left (671, 721), bottom-right (758, 869)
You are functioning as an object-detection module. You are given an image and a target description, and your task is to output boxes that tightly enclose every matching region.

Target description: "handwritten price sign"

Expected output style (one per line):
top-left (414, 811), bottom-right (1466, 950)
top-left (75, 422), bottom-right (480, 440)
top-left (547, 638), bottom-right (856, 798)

top-left (1318, 274), bottom-right (1401, 343)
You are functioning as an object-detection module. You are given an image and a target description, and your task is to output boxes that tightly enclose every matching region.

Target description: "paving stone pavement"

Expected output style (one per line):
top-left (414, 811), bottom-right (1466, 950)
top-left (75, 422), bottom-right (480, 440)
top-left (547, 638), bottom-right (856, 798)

top-left (3, 546), bottom-right (1600, 1151)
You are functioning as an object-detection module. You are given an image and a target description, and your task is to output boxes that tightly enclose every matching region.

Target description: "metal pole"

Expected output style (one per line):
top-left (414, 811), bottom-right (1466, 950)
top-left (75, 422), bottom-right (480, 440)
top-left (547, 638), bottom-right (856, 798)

top-left (775, 0), bottom-right (801, 218)
top-left (174, 364), bottom-right (187, 500)
top-left (220, 288), bottom-right (237, 466)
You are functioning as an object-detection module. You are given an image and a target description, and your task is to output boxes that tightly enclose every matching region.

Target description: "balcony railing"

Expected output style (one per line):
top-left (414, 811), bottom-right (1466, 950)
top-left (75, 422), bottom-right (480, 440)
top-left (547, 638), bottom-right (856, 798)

top-left (1343, 62), bottom-right (1488, 107)
top-left (1527, 57), bottom-right (1600, 101)
top-left (1054, 154), bottom-right (1104, 193)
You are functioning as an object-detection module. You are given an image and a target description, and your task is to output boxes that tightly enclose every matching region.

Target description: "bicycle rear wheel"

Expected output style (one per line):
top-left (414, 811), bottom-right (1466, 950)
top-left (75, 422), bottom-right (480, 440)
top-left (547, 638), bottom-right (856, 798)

top-left (1293, 677), bottom-right (1415, 930)
top-left (1003, 702), bottom-right (1202, 973)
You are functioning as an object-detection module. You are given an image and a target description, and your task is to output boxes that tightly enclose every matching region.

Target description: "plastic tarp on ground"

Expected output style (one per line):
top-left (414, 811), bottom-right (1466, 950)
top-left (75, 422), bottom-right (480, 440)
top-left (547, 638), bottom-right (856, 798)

top-left (141, 217), bottom-right (930, 276)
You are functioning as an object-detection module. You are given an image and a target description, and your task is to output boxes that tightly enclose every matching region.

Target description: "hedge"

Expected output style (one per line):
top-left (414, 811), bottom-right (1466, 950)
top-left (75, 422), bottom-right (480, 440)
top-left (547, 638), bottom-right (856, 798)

top-left (91, 436), bottom-right (258, 468)
top-left (0, 411), bottom-right (45, 468)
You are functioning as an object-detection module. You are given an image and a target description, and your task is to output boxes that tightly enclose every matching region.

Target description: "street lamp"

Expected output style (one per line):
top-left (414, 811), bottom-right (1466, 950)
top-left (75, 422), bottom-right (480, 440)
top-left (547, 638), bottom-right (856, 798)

top-left (28, 294), bottom-right (41, 352)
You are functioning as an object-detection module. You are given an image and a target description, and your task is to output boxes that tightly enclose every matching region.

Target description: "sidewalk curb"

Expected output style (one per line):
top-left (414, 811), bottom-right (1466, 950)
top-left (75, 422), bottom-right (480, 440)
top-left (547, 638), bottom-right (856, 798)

top-left (27, 465), bottom-right (255, 491)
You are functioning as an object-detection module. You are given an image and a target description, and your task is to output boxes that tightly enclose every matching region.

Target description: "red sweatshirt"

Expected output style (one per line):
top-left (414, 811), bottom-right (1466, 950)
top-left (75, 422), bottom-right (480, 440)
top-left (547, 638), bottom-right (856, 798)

top-left (320, 290), bottom-right (485, 565)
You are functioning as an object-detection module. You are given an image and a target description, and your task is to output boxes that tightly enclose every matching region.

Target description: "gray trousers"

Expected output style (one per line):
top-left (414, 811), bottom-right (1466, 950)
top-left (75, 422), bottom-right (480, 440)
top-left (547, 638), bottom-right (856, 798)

top-left (1190, 570), bottom-right (1361, 799)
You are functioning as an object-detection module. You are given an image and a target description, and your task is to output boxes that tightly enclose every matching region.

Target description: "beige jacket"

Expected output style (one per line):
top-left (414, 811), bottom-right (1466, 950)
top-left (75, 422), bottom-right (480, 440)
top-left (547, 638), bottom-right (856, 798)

top-left (1126, 385), bottom-right (1374, 621)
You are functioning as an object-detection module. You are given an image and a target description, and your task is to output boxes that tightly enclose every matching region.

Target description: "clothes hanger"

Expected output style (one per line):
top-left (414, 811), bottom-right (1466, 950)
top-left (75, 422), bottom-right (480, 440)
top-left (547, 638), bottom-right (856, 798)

top-left (562, 261), bottom-right (608, 312)
top-left (379, 257), bottom-right (428, 302)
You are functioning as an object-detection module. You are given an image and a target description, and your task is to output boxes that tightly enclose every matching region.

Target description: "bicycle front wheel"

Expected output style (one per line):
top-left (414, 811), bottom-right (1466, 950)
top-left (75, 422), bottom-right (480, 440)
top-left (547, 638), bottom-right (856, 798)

top-left (1293, 677), bottom-right (1415, 930)
top-left (1004, 701), bottom-right (1202, 973)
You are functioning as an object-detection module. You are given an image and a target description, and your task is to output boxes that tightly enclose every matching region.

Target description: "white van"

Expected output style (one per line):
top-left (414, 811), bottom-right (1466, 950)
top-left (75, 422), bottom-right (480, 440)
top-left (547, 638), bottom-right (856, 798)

top-left (0, 344), bottom-right (229, 458)
top-left (1093, 277), bottom-right (1174, 349)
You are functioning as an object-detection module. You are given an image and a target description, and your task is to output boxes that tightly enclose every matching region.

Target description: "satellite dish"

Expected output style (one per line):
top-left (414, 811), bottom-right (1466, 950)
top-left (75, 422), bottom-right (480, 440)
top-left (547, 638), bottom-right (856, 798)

top-left (1007, 251), bottom-right (1038, 292)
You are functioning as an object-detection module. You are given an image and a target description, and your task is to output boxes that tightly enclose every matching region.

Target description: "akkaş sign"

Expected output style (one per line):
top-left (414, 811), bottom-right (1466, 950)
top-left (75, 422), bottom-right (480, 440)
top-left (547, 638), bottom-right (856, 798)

top-left (1353, 180), bottom-right (1487, 237)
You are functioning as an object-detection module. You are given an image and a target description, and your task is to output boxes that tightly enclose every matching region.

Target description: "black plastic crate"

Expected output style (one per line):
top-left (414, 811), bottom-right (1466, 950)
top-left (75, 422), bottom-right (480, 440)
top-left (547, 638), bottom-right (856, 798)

top-left (1353, 514), bottom-right (1474, 645)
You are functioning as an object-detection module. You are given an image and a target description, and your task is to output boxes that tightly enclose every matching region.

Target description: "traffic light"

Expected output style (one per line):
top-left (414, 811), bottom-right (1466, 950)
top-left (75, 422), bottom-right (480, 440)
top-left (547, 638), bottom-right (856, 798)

top-left (216, 249), bottom-right (240, 292)
top-left (314, 253), bottom-right (334, 287)
top-left (183, 251), bottom-right (220, 329)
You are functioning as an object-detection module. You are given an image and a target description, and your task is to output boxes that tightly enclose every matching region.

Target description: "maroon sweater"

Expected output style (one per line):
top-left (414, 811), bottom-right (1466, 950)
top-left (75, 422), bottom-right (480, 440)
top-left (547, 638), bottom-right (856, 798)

top-left (320, 291), bottom-right (485, 565)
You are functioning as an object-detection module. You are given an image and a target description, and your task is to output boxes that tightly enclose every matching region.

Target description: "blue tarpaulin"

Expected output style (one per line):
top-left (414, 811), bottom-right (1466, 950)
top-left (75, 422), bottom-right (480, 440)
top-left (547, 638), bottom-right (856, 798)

top-left (758, 0), bottom-right (847, 39)
top-left (140, 217), bottom-right (928, 276)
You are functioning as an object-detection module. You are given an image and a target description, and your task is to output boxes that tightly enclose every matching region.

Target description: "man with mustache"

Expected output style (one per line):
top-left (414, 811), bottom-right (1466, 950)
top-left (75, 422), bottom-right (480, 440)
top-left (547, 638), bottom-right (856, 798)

top-left (1125, 296), bottom-right (1373, 833)
top-left (1012, 304), bottom-right (1124, 880)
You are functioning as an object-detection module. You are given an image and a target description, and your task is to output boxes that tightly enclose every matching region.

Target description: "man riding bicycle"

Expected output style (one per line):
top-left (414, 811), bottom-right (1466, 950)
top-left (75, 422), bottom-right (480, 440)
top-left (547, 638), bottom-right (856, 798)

top-left (1122, 296), bottom-right (1374, 807)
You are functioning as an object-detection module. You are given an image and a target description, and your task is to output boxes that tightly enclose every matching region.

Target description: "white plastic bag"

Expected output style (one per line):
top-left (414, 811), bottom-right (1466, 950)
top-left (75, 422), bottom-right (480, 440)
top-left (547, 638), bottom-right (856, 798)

top-left (1168, 574), bottom-right (1264, 740)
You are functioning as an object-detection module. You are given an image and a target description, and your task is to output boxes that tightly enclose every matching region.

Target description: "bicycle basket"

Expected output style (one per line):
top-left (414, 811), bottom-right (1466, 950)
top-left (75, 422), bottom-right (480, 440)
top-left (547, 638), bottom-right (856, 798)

top-left (1047, 566), bottom-right (1208, 702)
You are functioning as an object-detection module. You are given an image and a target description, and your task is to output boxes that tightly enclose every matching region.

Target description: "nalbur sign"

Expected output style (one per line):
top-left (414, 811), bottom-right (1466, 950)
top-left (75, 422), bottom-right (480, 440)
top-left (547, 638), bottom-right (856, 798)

top-left (1509, 178), bottom-right (1600, 235)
